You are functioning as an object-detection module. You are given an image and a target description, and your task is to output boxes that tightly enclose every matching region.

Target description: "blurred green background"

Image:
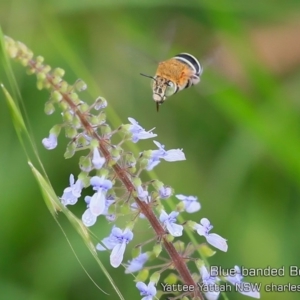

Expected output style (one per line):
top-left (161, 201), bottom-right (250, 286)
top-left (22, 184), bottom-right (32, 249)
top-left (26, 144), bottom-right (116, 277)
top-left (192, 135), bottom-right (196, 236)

top-left (1, 0), bottom-right (300, 299)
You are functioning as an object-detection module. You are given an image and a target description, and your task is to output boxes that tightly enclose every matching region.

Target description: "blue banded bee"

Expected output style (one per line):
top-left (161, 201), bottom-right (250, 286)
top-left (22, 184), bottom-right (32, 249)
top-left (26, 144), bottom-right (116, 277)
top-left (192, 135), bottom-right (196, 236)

top-left (140, 53), bottom-right (203, 111)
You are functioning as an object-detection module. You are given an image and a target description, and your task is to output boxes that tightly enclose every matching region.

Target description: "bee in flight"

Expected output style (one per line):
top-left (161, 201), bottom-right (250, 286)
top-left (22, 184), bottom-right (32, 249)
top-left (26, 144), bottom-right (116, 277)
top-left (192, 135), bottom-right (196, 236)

top-left (140, 53), bottom-right (203, 111)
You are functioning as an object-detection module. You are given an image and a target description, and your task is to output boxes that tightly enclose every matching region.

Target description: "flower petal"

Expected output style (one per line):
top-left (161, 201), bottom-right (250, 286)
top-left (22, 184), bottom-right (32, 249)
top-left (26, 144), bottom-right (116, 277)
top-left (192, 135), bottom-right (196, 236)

top-left (206, 233), bottom-right (228, 252)
top-left (42, 133), bottom-right (57, 150)
top-left (166, 222), bottom-right (183, 237)
top-left (163, 149), bottom-right (186, 161)
top-left (92, 147), bottom-right (105, 169)
top-left (185, 201), bottom-right (201, 213)
top-left (110, 242), bottom-right (126, 268)
top-left (236, 283), bottom-right (260, 299)
top-left (89, 191), bottom-right (106, 216)
top-left (82, 208), bottom-right (97, 227)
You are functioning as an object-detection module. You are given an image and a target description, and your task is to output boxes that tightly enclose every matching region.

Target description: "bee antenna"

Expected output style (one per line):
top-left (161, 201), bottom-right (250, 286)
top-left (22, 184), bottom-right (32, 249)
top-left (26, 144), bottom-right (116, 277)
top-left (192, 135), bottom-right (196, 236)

top-left (140, 73), bottom-right (157, 83)
top-left (156, 102), bottom-right (160, 112)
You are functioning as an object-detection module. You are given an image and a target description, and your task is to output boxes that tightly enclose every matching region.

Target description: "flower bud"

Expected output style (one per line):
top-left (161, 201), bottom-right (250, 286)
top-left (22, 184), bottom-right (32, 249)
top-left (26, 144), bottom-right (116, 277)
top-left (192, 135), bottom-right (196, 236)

top-left (94, 97), bottom-right (107, 110)
top-left (42, 65), bottom-right (51, 74)
top-left (173, 240), bottom-right (185, 253)
top-left (132, 177), bottom-right (142, 187)
top-left (97, 111), bottom-right (106, 124)
top-left (52, 75), bottom-right (61, 85)
top-left (195, 259), bottom-right (205, 270)
top-left (50, 124), bottom-right (61, 136)
top-left (73, 116), bottom-right (81, 128)
top-left (51, 90), bottom-right (63, 102)
top-left (58, 101), bottom-right (69, 112)
top-left (79, 102), bottom-right (89, 113)
top-left (79, 156), bottom-right (92, 172)
top-left (78, 172), bottom-right (90, 187)
top-left (150, 272), bottom-right (160, 284)
top-left (176, 201), bottom-right (185, 212)
top-left (131, 247), bottom-right (141, 258)
top-left (44, 101), bottom-right (55, 115)
top-left (64, 142), bottom-right (76, 159)
top-left (164, 273), bottom-right (178, 285)
top-left (53, 68), bottom-right (65, 77)
top-left (36, 55), bottom-right (44, 64)
top-left (199, 244), bottom-right (216, 258)
top-left (136, 269), bottom-right (149, 282)
top-left (65, 126), bottom-right (77, 139)
top-left (77, 134), bottom-right (88, 146)
top-left (62, 111), bottom-right (74, 123)
top-left (153, 244), bottom-right (162, 257)
top-left (58, 81), bottom-right (68, 93)
top-left (74, 79), bottom-right (87, 92)
top-left (69, 92), bottom-right (79, 103)
top-left (139, 157), bottom-right (149, 169)
top-left (101, 124), bottom-right (111, 135)
top-left (166, 234), bottom-right (174, 242)
top-left (98, 168), bottom-right (109, 177)
top-left (89, 115), bottom-right (100, 126)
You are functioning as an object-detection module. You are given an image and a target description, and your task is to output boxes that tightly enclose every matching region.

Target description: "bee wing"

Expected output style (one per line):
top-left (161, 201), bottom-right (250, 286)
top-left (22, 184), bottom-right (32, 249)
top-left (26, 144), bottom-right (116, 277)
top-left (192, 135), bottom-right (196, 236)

top-left (118, 20), bottom-right (178, 68)
top-left (159, 20), bottom-right (177, 57)
top-left (194, 47), bottom-right (232, 96)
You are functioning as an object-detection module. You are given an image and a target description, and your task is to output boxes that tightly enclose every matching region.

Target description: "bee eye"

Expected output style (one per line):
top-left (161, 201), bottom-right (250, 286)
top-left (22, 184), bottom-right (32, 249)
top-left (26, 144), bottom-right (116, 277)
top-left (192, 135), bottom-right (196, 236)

top-left (165, 81), bottom-right (176, 97)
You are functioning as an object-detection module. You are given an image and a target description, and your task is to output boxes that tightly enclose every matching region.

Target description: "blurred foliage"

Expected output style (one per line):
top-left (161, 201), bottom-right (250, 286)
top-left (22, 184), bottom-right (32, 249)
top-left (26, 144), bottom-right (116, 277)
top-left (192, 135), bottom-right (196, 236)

top-left (1, 0), bottom-right (300, 300)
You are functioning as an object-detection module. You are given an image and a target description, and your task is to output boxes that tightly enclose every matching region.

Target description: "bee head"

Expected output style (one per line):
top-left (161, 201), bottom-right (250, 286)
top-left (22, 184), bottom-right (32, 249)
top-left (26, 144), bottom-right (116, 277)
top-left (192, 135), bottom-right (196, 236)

top-left (140, 73), bottom-right (177, 103)
top-left (152, 76), bottom-right (177, 103)
top-left (140, 73), bottom-right (177, 111)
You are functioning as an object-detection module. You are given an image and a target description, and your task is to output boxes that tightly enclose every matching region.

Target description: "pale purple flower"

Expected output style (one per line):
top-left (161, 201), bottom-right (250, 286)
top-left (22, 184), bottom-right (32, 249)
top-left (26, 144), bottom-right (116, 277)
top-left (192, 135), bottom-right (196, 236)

top-left (90, 175), bottom-right (112, 191)
top-left (111, 150), bottom-right (120, 162)
top-left (82, 208), bottom-right (97, 227)
top-left (226, 266), bottom-right (260, 299)
top-left (225, 266), bottom-right (243, 284)
top-left (79, 160), bottom-right (92, 172)
top-left (103, 195), bottom-right (116, 221)
top-left (136, 281), bottom-right (157, 300)
top-left (89, 190), bottom-right (106, 216)
top-left (92, 147), bottom-right (105, 169)
top-left (137, 186), bottom-right (149, 201)
top-left (102, 195), bottom-right (115, 215)
top-left (94, 97), bottom-right (107, 110)
top-left (159, 211), bottom-right (183, 237)
top-left (96, 227), bottom-right (134, 268)
top-left (42, 133), bottom-right (57, 150)
top-left (60, 174), bottom-right (83, 205)
top-left (176, 194), bottom-right (201, 213)
top-left (159, 186), bottom-right (172, 199)
top-left (82, 195), bottom-right (115, 227)
top-left (128, 117), bottom-right (157, 143)
top-left (146, 156), bottom-right (161, 171)
top-left (89, 176), bottom-right (113, 217)
top-left (200, 265), bottom-right (220, 285)
top-left (146, 141), bottom-right (186, 171)
top-left (194, 218), bottom-right (228, 252)
top-left (200, 265), bottom-right (220, 300)
top-left (84, 195), bottom-right (92, 205)
top-left (152, 141), bottom-right (185, 161)
top-left (125, 252), bottom-right (148, 273)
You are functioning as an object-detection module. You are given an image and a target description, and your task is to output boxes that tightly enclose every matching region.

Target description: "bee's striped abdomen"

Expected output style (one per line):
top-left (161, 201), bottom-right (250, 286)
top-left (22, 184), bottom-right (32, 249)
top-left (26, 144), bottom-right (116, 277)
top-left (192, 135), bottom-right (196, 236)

top-left (174, 53), bottom-right (202, 88)
top-left (174, 53), bottom-right (202, 76)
